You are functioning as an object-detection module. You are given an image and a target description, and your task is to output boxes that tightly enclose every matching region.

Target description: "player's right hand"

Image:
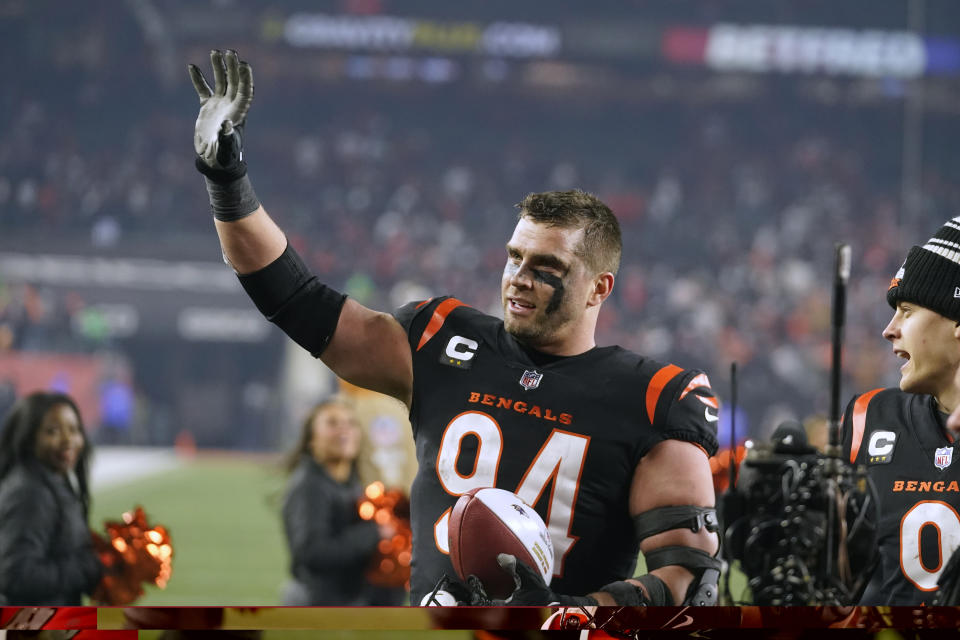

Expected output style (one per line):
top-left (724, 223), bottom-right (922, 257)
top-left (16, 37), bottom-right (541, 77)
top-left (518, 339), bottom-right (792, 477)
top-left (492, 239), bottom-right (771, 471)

top-left (496, 553), bottom-right (562, 605)
top-left (188, 49), bottom-right (254, 170)
top-left (420, 574), bottom-right (492, 606)
top-left (496, 553), bottom-right (595, 606)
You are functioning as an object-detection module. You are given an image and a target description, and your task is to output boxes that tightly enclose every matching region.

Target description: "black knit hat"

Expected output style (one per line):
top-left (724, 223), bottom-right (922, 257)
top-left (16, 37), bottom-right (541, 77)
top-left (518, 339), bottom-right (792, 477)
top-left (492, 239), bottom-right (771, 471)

top-left (887, 216), bottom-right (960, 322)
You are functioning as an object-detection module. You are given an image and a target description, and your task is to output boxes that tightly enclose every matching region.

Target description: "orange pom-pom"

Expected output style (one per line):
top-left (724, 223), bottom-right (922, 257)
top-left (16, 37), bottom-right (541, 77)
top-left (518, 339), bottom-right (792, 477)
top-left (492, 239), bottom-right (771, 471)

top-left (91, 505), bottom-right (174, 605)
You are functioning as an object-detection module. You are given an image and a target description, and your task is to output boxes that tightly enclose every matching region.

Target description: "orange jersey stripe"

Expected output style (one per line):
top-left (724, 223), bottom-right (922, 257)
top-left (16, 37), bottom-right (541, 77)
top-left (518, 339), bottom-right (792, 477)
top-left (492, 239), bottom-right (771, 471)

top-left (415, 298), bottom-right (433, 310)
top-left (646, 364), bottom-right (684, 423)
top-left (850, 388), bottom-right (884, 463)
top-left (679, 373), bottom-right (710, 399)
top-left (417, 298), bottom-right (467, 351)
top-left (679, 372), bottom-right (719, 409)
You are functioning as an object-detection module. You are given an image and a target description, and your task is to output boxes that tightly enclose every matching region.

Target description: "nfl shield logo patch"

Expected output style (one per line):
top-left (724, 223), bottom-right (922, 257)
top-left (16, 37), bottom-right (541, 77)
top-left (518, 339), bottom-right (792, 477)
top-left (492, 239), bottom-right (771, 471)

top-left (519, 369), bottom-right (543, 391)
top-left (935, 446), bottom-right (953, 470)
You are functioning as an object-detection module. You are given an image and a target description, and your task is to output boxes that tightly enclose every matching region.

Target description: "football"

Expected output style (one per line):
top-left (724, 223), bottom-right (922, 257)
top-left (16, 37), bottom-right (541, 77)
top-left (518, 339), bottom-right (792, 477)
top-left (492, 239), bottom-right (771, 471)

top-left (448, 487), bottom-right (554, 599)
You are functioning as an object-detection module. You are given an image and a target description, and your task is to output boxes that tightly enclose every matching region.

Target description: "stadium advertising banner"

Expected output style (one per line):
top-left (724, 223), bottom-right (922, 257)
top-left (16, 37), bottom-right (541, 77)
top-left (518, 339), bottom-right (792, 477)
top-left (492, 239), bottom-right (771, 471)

top-left (167, 7), bottom-right (960, 88)
top-left (664, 24), bottom-right (960, 77)
top-left (273, 13), bottom-right (561, 59)
top-left (261, 12), bottom-right (960, 78)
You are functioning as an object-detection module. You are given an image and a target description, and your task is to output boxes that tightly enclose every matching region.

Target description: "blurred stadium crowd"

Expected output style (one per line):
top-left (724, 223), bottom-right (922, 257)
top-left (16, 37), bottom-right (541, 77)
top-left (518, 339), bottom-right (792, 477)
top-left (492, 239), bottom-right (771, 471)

top-left (1, 0), bottom-right (959, 448)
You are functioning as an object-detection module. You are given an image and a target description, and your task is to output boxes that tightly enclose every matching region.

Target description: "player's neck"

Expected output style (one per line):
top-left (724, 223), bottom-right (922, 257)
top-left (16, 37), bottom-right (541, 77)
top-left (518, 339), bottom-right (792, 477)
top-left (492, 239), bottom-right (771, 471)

top-left (934, 384), bottom-right (960, 419)
top-left (521, 319), bottom-right (598, 357)
top-left (522, 335), bottom-right (596, 357)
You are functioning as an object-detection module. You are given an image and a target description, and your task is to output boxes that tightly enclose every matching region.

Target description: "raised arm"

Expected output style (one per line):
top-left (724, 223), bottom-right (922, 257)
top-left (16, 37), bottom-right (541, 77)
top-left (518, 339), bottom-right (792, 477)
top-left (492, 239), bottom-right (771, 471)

top-left (190, 50), bottom-right (413, 405)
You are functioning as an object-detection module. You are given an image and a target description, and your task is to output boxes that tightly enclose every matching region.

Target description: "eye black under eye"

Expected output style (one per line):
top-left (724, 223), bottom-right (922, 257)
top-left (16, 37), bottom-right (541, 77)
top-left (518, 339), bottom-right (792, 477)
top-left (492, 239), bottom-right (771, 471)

top-left (534, 263), bottom-right (565, 275)
top-left (532, 268), bottom-right (563, 284)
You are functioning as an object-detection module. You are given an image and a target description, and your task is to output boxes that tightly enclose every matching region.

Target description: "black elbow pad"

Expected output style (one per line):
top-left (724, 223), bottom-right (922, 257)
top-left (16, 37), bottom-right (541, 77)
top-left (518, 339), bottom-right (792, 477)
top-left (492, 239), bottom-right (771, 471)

top-left (237, 243), bottom-right (346, 356)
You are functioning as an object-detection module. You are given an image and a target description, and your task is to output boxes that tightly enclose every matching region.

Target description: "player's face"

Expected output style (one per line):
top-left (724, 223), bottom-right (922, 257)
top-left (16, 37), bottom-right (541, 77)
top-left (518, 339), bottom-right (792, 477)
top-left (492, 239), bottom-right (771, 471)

top-left (501, 217), bottom-right (594, 348)
top-left (33, 403), bottom-right (84, 474)
top-left (310, 404), bottom-right (361, 465)
top-left (883, 302), bottom-right (960, 401)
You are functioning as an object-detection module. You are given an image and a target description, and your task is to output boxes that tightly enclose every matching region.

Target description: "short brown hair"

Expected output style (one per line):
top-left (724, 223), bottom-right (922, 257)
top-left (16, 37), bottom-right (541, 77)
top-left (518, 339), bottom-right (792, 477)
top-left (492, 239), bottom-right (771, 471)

top-left (516, 190), bottom-right (622, 275)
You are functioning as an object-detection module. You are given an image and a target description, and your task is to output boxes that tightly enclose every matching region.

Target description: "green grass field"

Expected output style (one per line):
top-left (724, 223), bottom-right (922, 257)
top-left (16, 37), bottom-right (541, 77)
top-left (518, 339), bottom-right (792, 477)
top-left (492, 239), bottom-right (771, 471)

top-left (91, 454), bottom-right (747, 606)
top-left (91, 456), bottom-right (290, 605)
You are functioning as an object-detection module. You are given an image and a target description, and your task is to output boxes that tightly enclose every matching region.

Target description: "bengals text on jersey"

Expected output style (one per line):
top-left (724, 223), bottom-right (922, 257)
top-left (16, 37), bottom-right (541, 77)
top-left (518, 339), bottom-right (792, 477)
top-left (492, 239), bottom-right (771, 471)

top-left (394, 296), bottom-right (719, 603)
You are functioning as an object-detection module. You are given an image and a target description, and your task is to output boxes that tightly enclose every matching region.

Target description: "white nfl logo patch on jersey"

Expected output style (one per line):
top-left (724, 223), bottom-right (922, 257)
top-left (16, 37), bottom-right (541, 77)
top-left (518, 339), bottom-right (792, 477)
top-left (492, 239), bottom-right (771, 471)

top-left (935, 446), bottom-right (953, 470)
top-left (519, 369), bottom-right (543, 391)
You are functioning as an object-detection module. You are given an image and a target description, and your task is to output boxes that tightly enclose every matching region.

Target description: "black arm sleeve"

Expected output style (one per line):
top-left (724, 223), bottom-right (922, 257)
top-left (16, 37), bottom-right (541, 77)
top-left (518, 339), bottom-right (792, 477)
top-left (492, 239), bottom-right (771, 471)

top-left (237, 243), bottom-right (346, 357)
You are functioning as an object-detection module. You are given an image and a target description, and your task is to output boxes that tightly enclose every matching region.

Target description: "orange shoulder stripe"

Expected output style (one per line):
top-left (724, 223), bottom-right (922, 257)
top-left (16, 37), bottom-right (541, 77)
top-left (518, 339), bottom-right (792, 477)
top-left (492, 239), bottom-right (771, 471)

top-left (850, 388), bottom-right (884, 463)
top-left (679, 373), bottom-right (710, 400)
top-left (679, 372), bottom-right (719, 409)
top-left (646, 364), bottom-right (684, 423)
top-left (416, 298), bottom-right (467, 351)
top-left (415, 298), bottom-right (433, 310)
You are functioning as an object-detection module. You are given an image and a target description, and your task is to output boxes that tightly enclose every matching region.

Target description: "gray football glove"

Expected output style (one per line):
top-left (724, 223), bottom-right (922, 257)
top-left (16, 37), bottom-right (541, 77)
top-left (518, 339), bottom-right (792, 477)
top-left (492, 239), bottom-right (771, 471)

top-left (188, 49), bottom-right (254, 170)
top-left (495, 553), bottom-right (597, 606)
top-left (188, 49), bottom-right (261, 221)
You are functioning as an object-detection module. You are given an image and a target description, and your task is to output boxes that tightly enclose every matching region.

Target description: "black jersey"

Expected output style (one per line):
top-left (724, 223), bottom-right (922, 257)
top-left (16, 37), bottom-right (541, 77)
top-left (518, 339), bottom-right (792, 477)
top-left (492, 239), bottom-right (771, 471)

top-left (394, 296), bottom-right (719, 603)
top-left (841, 388), bottom-right (960, 605)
